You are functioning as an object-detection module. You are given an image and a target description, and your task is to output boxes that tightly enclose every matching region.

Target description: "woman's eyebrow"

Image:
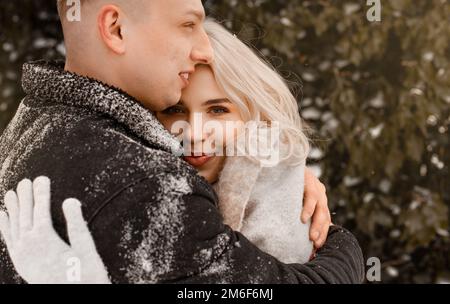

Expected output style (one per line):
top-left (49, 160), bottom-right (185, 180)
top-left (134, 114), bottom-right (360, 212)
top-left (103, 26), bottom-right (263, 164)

top-left (202, 98), bottom-right (231, 106)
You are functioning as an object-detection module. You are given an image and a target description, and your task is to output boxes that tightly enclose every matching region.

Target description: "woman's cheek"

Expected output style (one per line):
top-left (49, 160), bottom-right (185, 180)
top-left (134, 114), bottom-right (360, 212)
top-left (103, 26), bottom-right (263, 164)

top-left (165, 117), bottom-right (189, 137)
top-left (218, 122), bottom-right (239, 155)
top-left (155, 115), bottom-right (174, 130)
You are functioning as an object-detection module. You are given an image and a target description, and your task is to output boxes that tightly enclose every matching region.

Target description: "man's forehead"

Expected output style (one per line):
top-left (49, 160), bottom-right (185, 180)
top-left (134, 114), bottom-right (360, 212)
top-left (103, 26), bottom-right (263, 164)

top-left (181, 0), bottom-right (206, 19)
top-left (160, 0), bottom-right (205, 17)
top-left (184, 8), bottom-right (206, 21)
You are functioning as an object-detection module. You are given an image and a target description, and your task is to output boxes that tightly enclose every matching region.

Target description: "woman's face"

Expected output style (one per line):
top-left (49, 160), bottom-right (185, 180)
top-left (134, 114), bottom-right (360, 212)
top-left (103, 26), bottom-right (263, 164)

top-left (156, 65), bottom-right (244, 183)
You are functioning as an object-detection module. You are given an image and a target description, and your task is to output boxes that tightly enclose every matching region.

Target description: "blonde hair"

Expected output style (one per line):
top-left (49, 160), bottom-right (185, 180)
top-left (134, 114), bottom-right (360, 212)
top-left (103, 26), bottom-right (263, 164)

top-left (204, 19), bottom-right (310, 165)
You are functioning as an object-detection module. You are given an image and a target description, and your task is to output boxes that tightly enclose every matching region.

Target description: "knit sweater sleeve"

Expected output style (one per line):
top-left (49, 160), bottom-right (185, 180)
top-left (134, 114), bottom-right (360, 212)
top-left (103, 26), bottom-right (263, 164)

top-left (213, 156), bottom-right (262, 231)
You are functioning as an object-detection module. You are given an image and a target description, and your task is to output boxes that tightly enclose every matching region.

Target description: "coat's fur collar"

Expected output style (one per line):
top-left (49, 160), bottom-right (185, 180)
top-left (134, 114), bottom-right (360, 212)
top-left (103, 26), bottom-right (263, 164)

top-left (21, 60), bottom-right (182, 155)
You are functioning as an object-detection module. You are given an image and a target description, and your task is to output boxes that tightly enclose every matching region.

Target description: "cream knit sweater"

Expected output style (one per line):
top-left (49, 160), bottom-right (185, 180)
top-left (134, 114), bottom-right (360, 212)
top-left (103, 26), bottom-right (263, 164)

top-left (213, 154), bottom-right (313, 264)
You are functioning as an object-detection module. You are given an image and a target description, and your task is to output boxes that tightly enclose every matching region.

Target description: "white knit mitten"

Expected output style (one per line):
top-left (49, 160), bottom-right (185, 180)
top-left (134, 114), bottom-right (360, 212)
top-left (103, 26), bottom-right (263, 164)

top-left (0, 177), bottom-right (111, 284)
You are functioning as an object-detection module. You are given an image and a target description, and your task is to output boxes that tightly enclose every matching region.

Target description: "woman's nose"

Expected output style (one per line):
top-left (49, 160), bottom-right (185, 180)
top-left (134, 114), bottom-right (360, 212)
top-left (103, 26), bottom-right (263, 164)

top-left (183, 126), bottom-right (204, 144)
top-left (188, 113), bottom-right (210, 138)
top-left (183, 114), bottom-right (213, 154)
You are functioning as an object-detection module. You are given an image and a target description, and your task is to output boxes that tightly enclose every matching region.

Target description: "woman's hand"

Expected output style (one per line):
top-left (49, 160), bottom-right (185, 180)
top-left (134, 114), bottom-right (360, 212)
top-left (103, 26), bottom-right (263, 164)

top-left (0, 177), bottom-right (110, 284)
top-left (301, 168), bottom-right (332, 250)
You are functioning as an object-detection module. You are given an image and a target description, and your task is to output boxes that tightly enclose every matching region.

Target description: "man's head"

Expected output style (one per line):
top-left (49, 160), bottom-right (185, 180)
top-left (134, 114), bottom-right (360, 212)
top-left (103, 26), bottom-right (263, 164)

top-left (57, 0), bottom-right (214, 111)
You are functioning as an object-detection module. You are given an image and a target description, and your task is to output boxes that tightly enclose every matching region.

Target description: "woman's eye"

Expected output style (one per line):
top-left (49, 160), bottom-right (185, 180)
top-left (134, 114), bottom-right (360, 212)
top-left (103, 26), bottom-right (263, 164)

top-left (161, 106), bottom-right (185, 115)
top-left (209, 107), bottom-right (230, 115)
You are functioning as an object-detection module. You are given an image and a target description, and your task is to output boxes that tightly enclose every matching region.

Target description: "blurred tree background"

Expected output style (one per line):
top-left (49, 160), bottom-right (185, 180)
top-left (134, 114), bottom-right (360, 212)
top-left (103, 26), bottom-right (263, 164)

top-left (0, 0), bottom-right (449, 283)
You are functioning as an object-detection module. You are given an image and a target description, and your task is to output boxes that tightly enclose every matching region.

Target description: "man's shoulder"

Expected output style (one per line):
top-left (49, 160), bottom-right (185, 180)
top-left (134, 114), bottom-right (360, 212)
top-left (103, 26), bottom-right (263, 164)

top-left (8, 95), bottom-right (186, 177)
top-left (64, 116), bottom-right (194, 178)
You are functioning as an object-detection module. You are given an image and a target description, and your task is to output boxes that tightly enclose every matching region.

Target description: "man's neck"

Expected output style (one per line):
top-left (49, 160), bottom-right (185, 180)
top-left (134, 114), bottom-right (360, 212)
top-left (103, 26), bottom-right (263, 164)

top-left (64, 60), bottom-right (91, 79)
top-left (64, 59), bottom-right (120, 92)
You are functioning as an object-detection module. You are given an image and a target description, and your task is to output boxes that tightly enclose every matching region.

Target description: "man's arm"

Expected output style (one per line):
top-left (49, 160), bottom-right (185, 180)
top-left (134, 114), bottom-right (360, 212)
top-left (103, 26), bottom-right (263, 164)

top-left (89, 172), bottom-right (365, 284)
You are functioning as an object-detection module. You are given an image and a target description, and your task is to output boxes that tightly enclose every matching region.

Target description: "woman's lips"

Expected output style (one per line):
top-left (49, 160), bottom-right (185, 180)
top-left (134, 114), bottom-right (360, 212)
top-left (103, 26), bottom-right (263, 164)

top-left (183, 155), bottom-right (213, 167)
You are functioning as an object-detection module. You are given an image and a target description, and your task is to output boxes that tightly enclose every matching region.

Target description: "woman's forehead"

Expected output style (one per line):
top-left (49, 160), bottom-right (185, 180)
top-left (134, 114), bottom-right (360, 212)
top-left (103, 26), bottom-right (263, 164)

top-left (181, 66), bottom-right (225, 102)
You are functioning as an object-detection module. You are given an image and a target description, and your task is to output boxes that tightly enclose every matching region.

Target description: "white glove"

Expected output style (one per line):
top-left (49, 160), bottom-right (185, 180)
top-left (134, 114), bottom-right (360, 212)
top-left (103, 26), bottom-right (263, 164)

top-left (0, 177), bottom-right (111, 284)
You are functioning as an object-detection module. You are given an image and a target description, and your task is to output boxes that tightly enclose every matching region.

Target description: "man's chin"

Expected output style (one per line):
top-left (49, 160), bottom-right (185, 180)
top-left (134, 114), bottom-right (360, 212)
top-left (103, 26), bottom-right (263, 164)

top-left (150, 96), bottom-right (181, 112)
top-left (161, 92), bottom-right (182, 110)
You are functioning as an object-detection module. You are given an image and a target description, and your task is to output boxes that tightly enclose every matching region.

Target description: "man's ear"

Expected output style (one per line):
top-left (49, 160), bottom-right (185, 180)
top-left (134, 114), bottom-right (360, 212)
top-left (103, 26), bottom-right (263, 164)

top-left (97, 5), bottom-right (126, 55)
